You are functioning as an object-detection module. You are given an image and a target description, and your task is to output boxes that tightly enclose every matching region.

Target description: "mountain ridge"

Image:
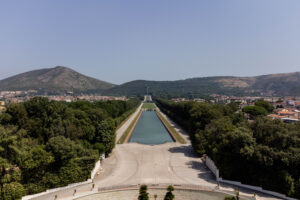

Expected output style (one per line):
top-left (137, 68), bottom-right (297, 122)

top-left (103, 71), bottom-right (300, 97)
top-left (1, 66), bottom-right (300, 96)
top-left (0, 66), bottom-right (114, 94)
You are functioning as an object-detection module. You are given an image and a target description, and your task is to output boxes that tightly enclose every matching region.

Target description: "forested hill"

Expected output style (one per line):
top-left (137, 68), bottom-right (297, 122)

top-left (0, 66), bottom-right (114, 94)
top-left (104, 72), bottom-right (300, 97)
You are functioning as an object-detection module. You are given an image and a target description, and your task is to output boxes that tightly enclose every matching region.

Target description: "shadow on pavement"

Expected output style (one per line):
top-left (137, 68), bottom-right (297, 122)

top-left (168, 145), bottom-right (199, 158)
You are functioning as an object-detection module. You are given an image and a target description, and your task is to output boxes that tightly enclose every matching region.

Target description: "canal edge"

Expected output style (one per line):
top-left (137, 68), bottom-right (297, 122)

top-left (123, 110), bottom-right (143, 143)
top-left (155, 110), bottom-right (184, 144)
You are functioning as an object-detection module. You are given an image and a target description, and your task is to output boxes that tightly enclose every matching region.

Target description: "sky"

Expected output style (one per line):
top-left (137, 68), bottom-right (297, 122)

top-left (0, 0), bottom-right (300, 84)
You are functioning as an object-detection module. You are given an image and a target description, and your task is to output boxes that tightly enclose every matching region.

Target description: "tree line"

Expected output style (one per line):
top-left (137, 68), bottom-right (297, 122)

top-left (156, 99), bottom-right (300, 198)
top-left (0, 97), bottom-right (140, 199)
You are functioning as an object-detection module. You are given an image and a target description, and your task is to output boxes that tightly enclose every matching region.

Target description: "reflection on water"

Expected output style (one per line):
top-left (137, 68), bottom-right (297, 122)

top-left (129, 111), bottom-right (174, 144)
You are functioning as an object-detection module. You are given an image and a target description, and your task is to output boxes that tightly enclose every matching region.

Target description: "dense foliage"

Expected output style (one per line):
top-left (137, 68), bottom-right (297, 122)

top-left (242, 100), bottom-right (274, 118)
top-left (156, 99), bottom-right (300, 198)
top-left (242, 105), bottom-right (268, 117)
top-left (0, 97), bottom-right (140, 199)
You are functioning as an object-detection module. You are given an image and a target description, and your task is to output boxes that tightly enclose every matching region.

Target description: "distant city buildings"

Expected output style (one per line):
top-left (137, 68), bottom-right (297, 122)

top-left (268, 108), bottom-right (300, 123)
top-left (0, 100), bottom-right (5, 112)
top-left (0, 90), bottom-right (127, 111)
top-left (169, 94), bottom-right (300, 123)
top-left (2, 89), bottom-right (300, 123)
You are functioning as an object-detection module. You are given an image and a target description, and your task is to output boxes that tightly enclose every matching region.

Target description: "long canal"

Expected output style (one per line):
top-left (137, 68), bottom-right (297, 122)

top-left (129, 110), bottom-right (174, 144)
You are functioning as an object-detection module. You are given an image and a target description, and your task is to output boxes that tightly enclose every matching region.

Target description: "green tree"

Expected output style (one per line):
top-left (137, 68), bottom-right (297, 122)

top-left (5, 103), bottom-right (28, 127)
top-left (94, 119), bottom-right (115, 156)
top-left (18, 145), bottom-right (54, 183)
top-left (255, 100), bottom-right (274, 113)
top-left (2, 182), bottom-right (25, 200)
top-left (164, 185), bottom-right (175, 200)
top-left (93, 143), bottom-right (105, 154)
top-left (242, 106), bottom-right (267, 117)
top-left (0, 126), bottom-right (18, 159)
top-left (0, 157), bottom-right (23, 200)
top-left (138, 185), bottom-right (148, 200)
top-left (46, 136), bottom-right (87, 164)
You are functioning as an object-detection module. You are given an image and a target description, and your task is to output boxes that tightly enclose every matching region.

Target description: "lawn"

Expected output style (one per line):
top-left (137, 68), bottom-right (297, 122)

top-left (142, 103), bottom-right (156, 109)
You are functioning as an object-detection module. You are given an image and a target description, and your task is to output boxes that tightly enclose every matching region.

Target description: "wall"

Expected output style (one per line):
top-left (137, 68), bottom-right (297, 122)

top-left (204, 156), bottom-right (219, 181)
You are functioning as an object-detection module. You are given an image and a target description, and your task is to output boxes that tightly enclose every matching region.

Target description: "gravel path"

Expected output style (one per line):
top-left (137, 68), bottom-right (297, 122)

top-left (116, 104), bottom-right (143, 142)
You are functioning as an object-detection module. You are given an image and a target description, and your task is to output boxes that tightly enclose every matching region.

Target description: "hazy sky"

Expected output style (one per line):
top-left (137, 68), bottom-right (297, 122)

top-left (0, 0), bottom-right (300, 84)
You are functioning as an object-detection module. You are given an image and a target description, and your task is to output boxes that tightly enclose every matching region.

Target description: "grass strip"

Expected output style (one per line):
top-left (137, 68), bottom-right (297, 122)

top-left (142, 103), bottom-right (156, 109)
top-left (118, 110), bottom-right (142, 144)
top-left (156, 111), bottom-right (186, 144)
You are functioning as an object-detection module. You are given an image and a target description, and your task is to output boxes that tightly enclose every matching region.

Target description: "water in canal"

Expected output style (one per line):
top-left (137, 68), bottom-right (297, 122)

top-left (129, 111), bottom-right (174, 144)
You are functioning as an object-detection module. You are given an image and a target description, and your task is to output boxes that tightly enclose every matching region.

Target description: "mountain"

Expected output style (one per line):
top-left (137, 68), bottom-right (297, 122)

top-left (1, 67), bottom-right (300, 97)
top-left (104, 72), bottom-right (300, 97)
top-left (0, 66), bottom-right (115, 94)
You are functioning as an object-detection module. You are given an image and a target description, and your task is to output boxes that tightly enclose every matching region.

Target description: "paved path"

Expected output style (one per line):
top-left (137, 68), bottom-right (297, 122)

top-left (116, 103), bottom-right (142, 142)
top-left (94, 143), bottom-right (214, 187)
top-left (93, 144), bottom-right (278, 200)
top-left (93, 107), bottom-right (279, 200)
